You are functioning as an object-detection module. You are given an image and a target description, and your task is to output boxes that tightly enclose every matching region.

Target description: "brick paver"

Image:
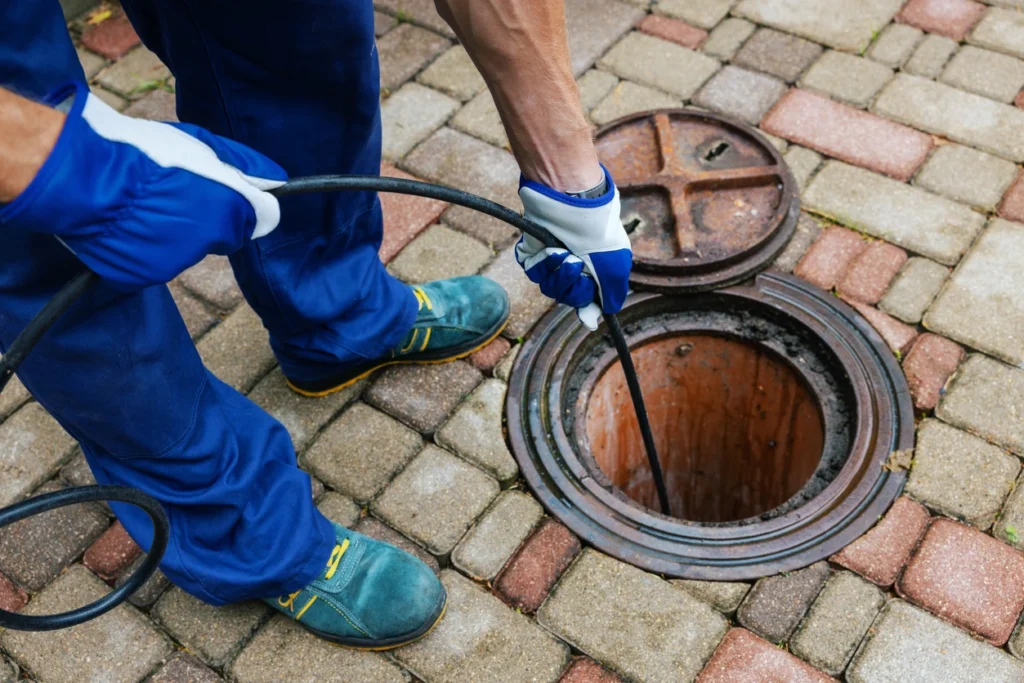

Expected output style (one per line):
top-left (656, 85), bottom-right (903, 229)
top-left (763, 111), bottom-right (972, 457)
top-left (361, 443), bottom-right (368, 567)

top-left (365, 360), bottom-right (482, 433)
top-left (638, 14), bottom-right (707, 49)
top-left (416, 45), bottom-right (486, 101)
top-left (1000, 171), bottom-right (1024, 222)
top-left (915, 143), bottom-right (1019, 210)
top-left (692, 65), bottom-right (787, 125)
top-left (846, 299), bottom-right (919, 355)
top-left (83, 521), bottom-right (142, 584)
top-left (123, 89), bottom-right (177, 121)
top-left (96, 47), bottom-right (171, 99)
top-left (0, 376), bottom-right (30, 422)
top-left (388, 224), bottom-right (493, 284)
top-left (878, 257), bottom-right (949, 324)
top-left (152, 587), bottom-right (268, 668)
top-left (354, 516), bottom-right (441, 573)
top-left (117, 552), bottom-right (171, 608)
top-left (941, 45), bottom-right (1024, 102)
top-left (655, 0), bottom-right (732, 30)
top-left (590, 80), bottom-right (681, 125)
top-left (381, 82), bottom-right (459, 161)
top-left (899, 0), bottom-right (986, 40)
top-left (197, 304), bottom-right (275, 393)
top-left (563, 0), bottom-right (645, 76)
top-left (702, 17), bottom-right (756, 60)
top-left (379, 163), bottom-right (449, 262)
top-left (799, 51), bottom-right (894, 108)
top-left (0, 403), bottom-right (77, 507)
top-left (377, 23), bottom-right (449, 92)
top-left (838, 240), bottom-right (908, 304)
top-left (970, 7), bottom-right (1024, 59)
top-left (80, 13), bottom-right (140, 60)
top-left (794, 226), bottom-right (868, 290)
top-left (902, 333), bottom-right (965, 410)
top-left (560, 657), bottom-right (625, 683)
top-left (672, 580), bottom-right (751, 615)
top-left (148, 652), bottom-right (223, 683)
top-left (577, 70), bottom-right (620, 115)
top-left (698, 629), bottom-right (834, 682)
top-left (905, 34), bottom-right (960, 77)
top-left (452, 490), bottom-right (543, 581)
top-left (468, 336), bottom-right (511, 374)
top-left (832, 496), bottom-right (932, 587)
top-left (539, 549), bottom-right (729, 683)
top-left (869, 24), bottom-right (925, 68)
top-left (494, 518), bottom-right (582, 613)
top-left (316, 491), bottom-right (361, 528)
top-left (179, 255), bottom-right (241, 311)
top-left (483, 247), bottom-right (557, 339)
top-left (375, 0), bottom-right (455, 38)
top-left (773, 212), bottom-right (823, 272)
top-left (436, 379), bottom-right (518, 482)
top-left (736, 561), bottom-right (829, 642)
top-left (451, 91), bottom-right (509, 148)
top-left (735, 28), bottom-right (823, 82)
top-left (599, 32), bottom-right (719, 99)
top-left (734, 0), bottom-right (905, 52)
top-left (763, 90), bottom-right (932, 181)
top-left (938, 354), bottom-right (1024, 457)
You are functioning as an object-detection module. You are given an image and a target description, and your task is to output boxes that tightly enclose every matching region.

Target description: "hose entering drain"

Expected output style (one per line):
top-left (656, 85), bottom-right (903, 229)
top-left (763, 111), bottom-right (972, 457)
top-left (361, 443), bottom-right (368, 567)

top-left (0, 173), bottom-right (669, 631)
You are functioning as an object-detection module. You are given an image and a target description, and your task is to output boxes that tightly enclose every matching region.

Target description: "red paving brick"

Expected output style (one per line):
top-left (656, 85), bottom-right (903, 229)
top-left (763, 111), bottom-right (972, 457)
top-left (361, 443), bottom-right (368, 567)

top-left (902, 334), bottom-right (965, 411)
top-left (494, 518), bottom-right (581, 614)
top-left (637, 15), bottom-right (708, 49)
top-left (999, 171), bottom-right (1024, 223)
top-left (898, 0), bottom-right (986, 41)
top-left (80, 13), bottom-right (141, 61)
top-left (83, 522), bottom-right (142, 584)
top-left (1016, 91), bottom-right (1024, 109)
top-left (762, 89), bottom-right (932, 181)
top-left (379, 163), bottom-right (448, 263)
top-left (897, 518), bottom-right (1024, 645)
top-left (846, 299), bottom-right (919, 355)
top-left (469, 337), bottom-right (511, 374)
top-left (559, 657), bottom-right (624, 683)
top-left (0, 571), bottom-right (28, 613)
top-left (697, 629), bottom-right (835, 682)
top-left (832, 497), bottom-right (932, 586)
top-left (838, 241), bottom-right (908, 304)
top-left (794, 227), bottom-right (869, 290)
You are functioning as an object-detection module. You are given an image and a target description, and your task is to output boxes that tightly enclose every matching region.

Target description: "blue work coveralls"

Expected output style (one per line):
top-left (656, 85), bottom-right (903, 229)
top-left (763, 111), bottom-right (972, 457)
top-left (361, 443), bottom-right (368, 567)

top-left (0, 0), bottom-right (418, 604)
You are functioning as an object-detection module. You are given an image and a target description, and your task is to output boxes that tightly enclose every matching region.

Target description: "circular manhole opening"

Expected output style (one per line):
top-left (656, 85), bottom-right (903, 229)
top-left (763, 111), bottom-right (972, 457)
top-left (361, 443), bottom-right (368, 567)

top-left (585, 333), bottom-right (825, 524)
top-left (507, 273), bottom-right (913, 580)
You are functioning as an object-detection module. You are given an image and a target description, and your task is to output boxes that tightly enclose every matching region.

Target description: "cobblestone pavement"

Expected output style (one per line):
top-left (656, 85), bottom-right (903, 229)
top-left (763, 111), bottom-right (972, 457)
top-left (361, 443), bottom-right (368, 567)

top-left (5, 0), bottom-right (1024, 680)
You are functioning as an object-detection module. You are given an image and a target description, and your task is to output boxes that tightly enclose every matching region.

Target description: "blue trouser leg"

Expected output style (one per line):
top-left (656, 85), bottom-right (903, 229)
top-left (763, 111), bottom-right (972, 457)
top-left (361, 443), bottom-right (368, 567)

top-left (118, 0), bottom-right (419, 384)
top-left (0, 2), bottom-right (336, 605)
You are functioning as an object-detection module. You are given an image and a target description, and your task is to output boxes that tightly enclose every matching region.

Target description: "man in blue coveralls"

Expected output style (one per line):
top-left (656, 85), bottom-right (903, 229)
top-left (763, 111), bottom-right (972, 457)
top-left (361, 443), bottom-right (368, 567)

top-left (0, 0), bottom-right (632, 648)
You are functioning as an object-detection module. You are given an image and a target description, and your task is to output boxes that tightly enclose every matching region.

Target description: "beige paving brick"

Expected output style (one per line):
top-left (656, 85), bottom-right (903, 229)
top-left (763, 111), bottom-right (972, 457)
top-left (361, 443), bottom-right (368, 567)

top-left (598, 32), bottom-right (720, 98)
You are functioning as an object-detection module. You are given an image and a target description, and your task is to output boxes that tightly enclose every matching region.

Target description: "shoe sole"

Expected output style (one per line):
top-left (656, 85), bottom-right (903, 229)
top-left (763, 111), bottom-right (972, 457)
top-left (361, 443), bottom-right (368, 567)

top-left (285, 316), bottom-right (510, 399)
top-left (309, 593), bottom-right (448, 651)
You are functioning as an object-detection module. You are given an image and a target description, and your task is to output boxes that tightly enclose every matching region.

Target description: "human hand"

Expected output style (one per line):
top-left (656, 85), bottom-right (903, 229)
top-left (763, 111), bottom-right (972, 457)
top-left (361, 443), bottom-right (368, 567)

top-left (515, 167), bottom-right (632, 330)
top-left (0, 81), bottom-right (286, 290)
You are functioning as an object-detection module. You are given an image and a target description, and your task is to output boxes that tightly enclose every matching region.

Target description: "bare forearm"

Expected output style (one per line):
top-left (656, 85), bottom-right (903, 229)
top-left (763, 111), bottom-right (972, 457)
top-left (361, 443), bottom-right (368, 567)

top-left (0, 88), bottom-right (64, 202)
top-left (435, 0), bottom-right (602, 193)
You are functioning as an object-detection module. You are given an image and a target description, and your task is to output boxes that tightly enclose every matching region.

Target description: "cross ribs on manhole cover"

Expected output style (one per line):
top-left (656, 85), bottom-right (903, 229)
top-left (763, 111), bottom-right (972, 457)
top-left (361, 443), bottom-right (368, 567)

top-left (596, 109), bottom-right (799, 293)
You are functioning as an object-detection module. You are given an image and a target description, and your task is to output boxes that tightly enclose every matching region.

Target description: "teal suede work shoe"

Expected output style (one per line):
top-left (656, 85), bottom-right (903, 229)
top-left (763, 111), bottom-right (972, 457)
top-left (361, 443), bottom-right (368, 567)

top-left (286, 276), bottom-right (510, 397)
top-left (265, 523), bottom-right (446, 650)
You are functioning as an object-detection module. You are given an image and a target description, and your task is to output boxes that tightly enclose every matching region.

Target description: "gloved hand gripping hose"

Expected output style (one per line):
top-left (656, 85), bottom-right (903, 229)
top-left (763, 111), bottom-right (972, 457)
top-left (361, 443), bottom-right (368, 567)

top-left (0, 174), bottom-right (669, 632)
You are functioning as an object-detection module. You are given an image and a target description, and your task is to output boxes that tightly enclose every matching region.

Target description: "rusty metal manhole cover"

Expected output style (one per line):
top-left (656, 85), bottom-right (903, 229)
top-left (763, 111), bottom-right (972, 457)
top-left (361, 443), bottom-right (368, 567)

top-left (596, 109), bottom-right (799, 293)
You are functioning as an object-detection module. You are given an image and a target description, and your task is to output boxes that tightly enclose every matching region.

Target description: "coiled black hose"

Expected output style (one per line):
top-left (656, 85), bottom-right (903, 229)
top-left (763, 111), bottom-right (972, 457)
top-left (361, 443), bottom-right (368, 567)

top-left (0, 174), bottom-right (669, 631)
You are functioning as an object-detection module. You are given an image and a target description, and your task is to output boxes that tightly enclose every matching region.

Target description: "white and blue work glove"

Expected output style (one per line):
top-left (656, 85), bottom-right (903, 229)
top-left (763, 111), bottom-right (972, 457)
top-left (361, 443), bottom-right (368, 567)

top-left (0, 81), bottom-right (286, 290)
top-left (516, 167), bottom-right (632, 330)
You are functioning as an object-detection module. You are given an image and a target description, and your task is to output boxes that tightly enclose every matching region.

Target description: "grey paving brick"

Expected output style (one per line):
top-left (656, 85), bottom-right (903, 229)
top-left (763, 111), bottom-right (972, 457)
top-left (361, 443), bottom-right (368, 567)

top-left (906, 418), bottom-right (1019, 529)
top-left (197, 304), bottom-right (276, 393)
top-left (941, 45), bottom-right (1024, 102)
top-left (179, 255), bottom-right (241, 310)
top-left (230, 615), bottom-right (406, 683)
top-left (799, 51), bottom-right (894, 108)
top-left (590, 80), bottom-right (682, 125)
top-left (914, 143), bottom-right (1018, 210)
top-left (153, 587), bottom-right (269, 668)
top-left (693, 65), bottom-right (787, 124)
top-left (790, 571), bottom-right (886, 676)
top-left (315, 491), bottom-right (362, 528)
top-left (737, 562), bottom-right (829, 643)
top-left (970, 7), bottom-right (1024, 59)
top-left (0, 481), bottom-right (107, 591)
top-left (304, 402), bottom-right (423, 502)
top-left (248, 368), bottom-right (362, 456)
top-left (377, 23), bottom-right (449, 92)
top-left (388, 224), bottom-right (493, 284)
top-left (804, 161), bottom-right (985, 266)
top-left (374, 10), bottom-right (397, 37)
top-left (375, 0), bottom-right (455, 38)
top-left (90, 84), bottom-right (128, 111)
top-left (734, 0), bottom-right (905, 52)
top-left (925, 219), bottom-right (1024, 365)
top-left (436, 379), bottom-right (517, 483)
top-left (671, 579), bottom-right (750, 615)
top-left (905, 34), bottom-right (960, 78)
top-left (354, 516), bottom-right (440, 572)
top-left (60, 452), bottom-right (96, 488)
top-left (395, 570), bottom-right (570, 683)
top-left (565, 0), bottom-right (646, 76)
top-left (702, 17), bottom-right (756, 60)
top-left (402, 127), bottom-right (521, 247)
top-left (938, 354), bottom-right (1024, 457)
top-left (2, 565), bottom-right (172, 683)
top-left (847, 600), bottom-right (1024, 683)
top-left (451, 90), bottom-right (508, 148)
top-left (482, 247), bottom-right (556, 339)
top-left (77, 45), bottom-right (105, 79)
top-left (416, 45), bottom-right (486, 101)
top-left (874, 74), bottom-right (1024, 162)
top-left (123, 89), bottom-right (177, 121)
top-left (148, 652), bottom-right (223, 683)
top-left (0, 374), bottom-right (30, 421)
top-left (0, 403), bottom-right (76, 507)
top-left (372, 445), bottom-right (499, 555)
top-left (382, 82), bottom-right (459, 160)
top-left (784, 146), bottom-right (824, 192)
top-left (365, 360), bottom-right (483, 433)
top-left (734, 28), bottom-right (824, 82)
top-left (451, 490), bottom-right (543, 581)
top-left (539, 549), bottom-right (728, 683)
top-left (997, 471), bottom-right (1024, 549)
top-left (878, 257), bottom-right (950, 324)
top-left (493, 342), bottom-right (521, 382)
top-left (868, 24), bottom-right (924, 69)
top-left (116, 552), bottom-right (171, 608)
top-left (656, 0), bottom-right (734, 29)
top-left (168, 281), bottom-right (219, 340)
top-left (95, 46), bottom-right (171, 98)
top-left (598, 32), bottom-right (720, 98)
top-left (772, 212), bottom-right (824, 274)
top-left (578, 69), bottom-right (620, 115)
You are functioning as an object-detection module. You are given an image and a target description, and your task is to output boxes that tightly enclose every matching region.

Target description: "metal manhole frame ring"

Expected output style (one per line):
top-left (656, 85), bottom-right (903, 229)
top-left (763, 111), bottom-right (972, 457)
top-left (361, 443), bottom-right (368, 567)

top-left (506, 272), bottom-right (913, 581)
top-left (595, 108), bottom-right (800, 294)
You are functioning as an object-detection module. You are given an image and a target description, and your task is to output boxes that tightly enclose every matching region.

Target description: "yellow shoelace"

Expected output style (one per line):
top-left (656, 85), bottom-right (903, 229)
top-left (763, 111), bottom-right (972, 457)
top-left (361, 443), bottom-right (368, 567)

top-left (277, 539), bottom-right (350, 621)
top-left (400, 288), bottom-right (434, 353)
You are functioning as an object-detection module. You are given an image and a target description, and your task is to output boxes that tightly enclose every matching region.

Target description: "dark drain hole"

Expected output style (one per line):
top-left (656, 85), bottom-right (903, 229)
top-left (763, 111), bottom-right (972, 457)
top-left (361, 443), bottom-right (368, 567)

top-left (704, 141), bottom-right (729, 162)
top-left (584, 334), bottom-right (824, 523)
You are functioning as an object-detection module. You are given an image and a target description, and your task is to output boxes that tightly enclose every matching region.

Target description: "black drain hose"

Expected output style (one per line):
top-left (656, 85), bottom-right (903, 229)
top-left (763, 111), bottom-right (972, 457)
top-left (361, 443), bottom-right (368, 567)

top-left (0, 174), bottom-right (669, 632)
